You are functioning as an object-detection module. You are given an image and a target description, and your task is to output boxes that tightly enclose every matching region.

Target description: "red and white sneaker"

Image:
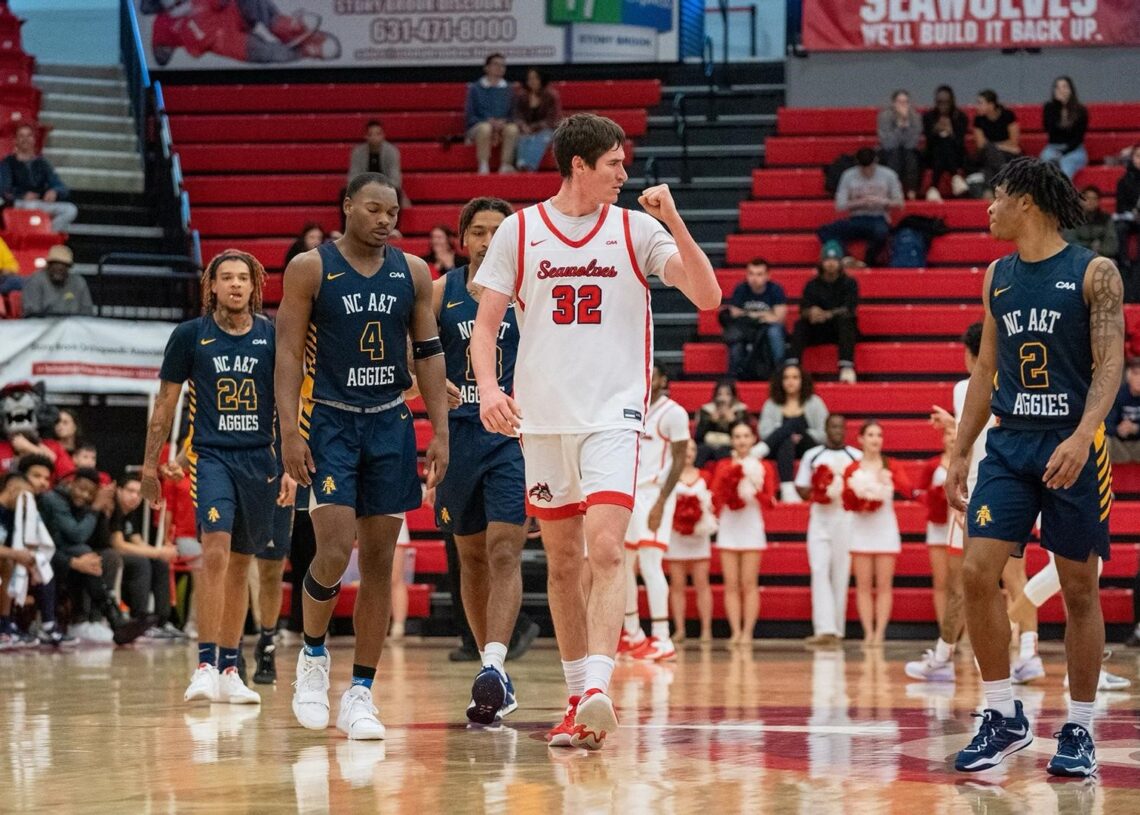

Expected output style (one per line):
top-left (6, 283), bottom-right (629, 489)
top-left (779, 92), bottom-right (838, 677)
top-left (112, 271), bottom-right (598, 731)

top-left (570, 688), bottom-right (619, 750)
top-left (632, 636), bottom-right (677, 662)
top-left (546, 695), bottom-right (581, 747)
top-left (617, 629), bottom-right (646, 657)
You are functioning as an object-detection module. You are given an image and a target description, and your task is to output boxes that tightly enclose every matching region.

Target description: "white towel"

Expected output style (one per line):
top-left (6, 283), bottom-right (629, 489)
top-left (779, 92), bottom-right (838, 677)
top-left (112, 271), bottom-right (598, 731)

top-left (7, 492), bottom-right (55, 605)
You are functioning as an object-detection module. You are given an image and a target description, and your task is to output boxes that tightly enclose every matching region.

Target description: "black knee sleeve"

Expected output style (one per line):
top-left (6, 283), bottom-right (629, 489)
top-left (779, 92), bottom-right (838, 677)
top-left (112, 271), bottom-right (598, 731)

top-left (303, 569), bottom-right (341, 603)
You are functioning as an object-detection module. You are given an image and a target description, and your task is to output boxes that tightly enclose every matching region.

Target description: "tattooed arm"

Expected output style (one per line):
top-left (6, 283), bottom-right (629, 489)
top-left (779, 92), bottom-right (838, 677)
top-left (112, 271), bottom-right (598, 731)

top-left (1042, 257), bottom-right (1125, 489)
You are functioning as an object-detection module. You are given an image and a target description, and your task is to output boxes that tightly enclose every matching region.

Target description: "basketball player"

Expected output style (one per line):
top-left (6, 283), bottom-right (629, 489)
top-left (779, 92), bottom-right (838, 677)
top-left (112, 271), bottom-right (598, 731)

top-left (947, 158), bottom-right (1123, 776)
top-left (432, 196), bottom-right (528, 725)
top-left (471, 113), bottom-right (720, 749)
top-left (276, 172), bottom-right (450, 740)
top-left (141, 249), bottom-right (279, 705)
top-left (620, 362), bottom-right (690, 662)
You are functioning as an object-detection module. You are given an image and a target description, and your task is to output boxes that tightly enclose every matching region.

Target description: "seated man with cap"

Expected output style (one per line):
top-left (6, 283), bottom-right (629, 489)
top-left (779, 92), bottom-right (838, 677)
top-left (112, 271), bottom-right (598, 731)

top-left (787, 241), bottom-right (860, 383)
top-left (21, 245), bottom-right (95, 318)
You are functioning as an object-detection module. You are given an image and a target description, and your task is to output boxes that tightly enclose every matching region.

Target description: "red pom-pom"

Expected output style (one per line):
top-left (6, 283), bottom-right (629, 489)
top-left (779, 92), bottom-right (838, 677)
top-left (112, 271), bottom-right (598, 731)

top-left (810, 465), bottom-right (834, 505)
top-left (672, 494), bottom-right (703, 535)
top-left (713, 462), bottom-right (747, 513)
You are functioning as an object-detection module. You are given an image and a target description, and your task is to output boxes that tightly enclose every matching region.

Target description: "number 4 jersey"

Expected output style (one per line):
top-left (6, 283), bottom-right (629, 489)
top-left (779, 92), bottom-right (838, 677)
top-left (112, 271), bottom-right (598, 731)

top-left (474, 202), bottom-right (678, 434)
top-left (989, 243), bottom-right (1097, 431)
top-left (159, 314), bottom-right (276, 449)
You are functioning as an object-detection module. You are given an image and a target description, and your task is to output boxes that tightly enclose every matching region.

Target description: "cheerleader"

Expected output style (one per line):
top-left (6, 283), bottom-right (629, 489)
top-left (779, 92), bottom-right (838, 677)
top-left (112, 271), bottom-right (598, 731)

top-left (711, 421), bottom-right (777, 644)
top-left (918, 424), bottom-right (954, 627)
top-left (668, 440), bottom-right (717, 643)
top-left (843, 420), bottom-right (912, 644)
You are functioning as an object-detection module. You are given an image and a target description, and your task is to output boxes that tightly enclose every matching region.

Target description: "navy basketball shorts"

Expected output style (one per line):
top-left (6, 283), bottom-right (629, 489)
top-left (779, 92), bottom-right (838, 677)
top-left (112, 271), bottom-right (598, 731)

top-left (305, 401), bottom-right (421, 518)
top-left (258, 501), bottom-right (294, 561)
top-left (967, 424), bottom-right (1111, 561)
top-left (434, 418), bottom-right (526, 536)
top-left (190, 445), bottom-right (278, 556)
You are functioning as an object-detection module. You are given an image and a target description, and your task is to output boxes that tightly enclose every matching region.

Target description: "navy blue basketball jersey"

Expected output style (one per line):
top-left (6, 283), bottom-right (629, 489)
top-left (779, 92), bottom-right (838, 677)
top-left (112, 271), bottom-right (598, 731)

top-left (989, 243), bottom-right (1097, 431)
top-left (304, 242), bottom-right (414, 409)
top-left (439, 267), bottom-right (519, 421)
top-left (159, 314), bottom-right (276, 450)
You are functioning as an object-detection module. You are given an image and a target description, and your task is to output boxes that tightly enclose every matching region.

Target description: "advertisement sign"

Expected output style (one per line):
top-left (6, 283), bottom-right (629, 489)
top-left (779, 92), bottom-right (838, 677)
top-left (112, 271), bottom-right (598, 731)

top-left (803, 0), bottom-right (1140, 52)
top-left (136, 1), bottom-right (677, 69)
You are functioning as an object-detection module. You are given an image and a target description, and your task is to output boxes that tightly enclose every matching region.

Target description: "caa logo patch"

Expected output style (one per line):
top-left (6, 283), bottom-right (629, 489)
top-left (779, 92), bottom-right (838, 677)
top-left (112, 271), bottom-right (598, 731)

top-left (253, 339), bottom-right (268, 345)
top-left (390, 271), bottom-right (407, 279)
top-left (1056, 281), bottom-right (1077, 291)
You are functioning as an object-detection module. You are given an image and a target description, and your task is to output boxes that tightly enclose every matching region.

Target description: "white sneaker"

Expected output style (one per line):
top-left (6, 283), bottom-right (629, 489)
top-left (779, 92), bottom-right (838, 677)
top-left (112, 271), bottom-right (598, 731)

top-left (337, 685), bottom-right (386, 740)
top-left (216, 667), bottom-right (262, 705)
top-left (499, 164), bottom-right (516, 175)
top-left (1064, 668), bottom-right (1133, 691)
top-left (292, 650), bottom-right (332, 730)
top-left (904, 650), bottom-right (955, 682)
top-left (185, 663), bottom-right (220, 703)
top-left (925, 186), bottom-right (943, 202)
top-left (1011, 654), bottom-right (1045, 684)
top-left (838, 366), bottom-right (857, 384)
top-left (951, 174), bottom-right (969, 196)
top-left (477, 162), bottom-right (490, 175)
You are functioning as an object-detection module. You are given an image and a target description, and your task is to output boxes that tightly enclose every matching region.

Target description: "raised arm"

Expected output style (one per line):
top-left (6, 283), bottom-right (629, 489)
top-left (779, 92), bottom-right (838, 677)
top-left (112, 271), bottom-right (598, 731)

top-left (1042, 257), bottom-right (1125, 489)
top-left (274, 251), bottom-right (321, 485)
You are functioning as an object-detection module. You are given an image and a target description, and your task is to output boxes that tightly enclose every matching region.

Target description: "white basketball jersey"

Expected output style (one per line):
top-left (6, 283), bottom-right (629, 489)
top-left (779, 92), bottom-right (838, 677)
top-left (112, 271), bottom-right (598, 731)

top-left (487, 202), bottom-right (658, 434)
top-left (637, 395), bottom-right (691, 488)
top-left (953, 378), bottom-right (994, 489)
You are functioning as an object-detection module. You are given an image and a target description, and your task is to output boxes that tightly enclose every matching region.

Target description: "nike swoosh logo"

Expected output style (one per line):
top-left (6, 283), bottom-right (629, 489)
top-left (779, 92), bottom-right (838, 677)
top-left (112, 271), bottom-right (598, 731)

top-left (266, 476), bottom-right (275, 483)
top-left (529, 239), bottom-right (546, 246)
top-left (993, 286), bottom-right (1011, 298)
top-left (446, 301), bottom-right (463, 309)
top-left (327, 272), bottom-right (345, 280)
top-left (400, 412), bottom-right (409, 420)
top-left (199, 338), bottom-right (216, 345)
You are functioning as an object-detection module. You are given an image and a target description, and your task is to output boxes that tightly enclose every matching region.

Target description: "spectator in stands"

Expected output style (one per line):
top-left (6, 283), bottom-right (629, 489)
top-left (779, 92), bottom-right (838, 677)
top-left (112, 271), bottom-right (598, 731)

top-left (53, 408), bottom-right (80, 457)
top-left (1116, 144), bottom-right (1140, 291)
top-left (422, 225), bottom-right (467, 274)
top-left (1106, 357), bottom-right (1140, 464)
top-left (347, 120), bottom-right (408, 207)
top-left (817, 148), bottom-right (903, 266)
top-left (694, 380), bottom-right (750, 467)
top-left (108, 473), bottom-right (181, 639)
top-left (719, 257), bottom-right (787, 380)
top-left (1063, 186), bottom-right (1117, 259)
top-left (21, 245), bottom-right (94, 318)
top-left (1040, 76), bottom-right (1088, 181)
top-left (922, 85), bottom-right (969, 201)
top-left (970, 89), bottom-right (1021, 189)
top-left (0, 234), bottom-right (20, 295)
top-left (877, 90), bottom-right (922, 199)
top-left (466, 53), bottom-right (519, 175)
top-left (788, 241), bottom-right (860, 383)
top-left (0, 125), bottom-right (78, 231)
top-left (755, 363), bottom-right (828, 503)
top-left (284, 222), bottom-right (326, 267)
top-left (39, 466), bottom-right (146, 644)
top-left (514, 68), bottom-right (561, 172)
top-left (71, 443), bottom-right (111, 486)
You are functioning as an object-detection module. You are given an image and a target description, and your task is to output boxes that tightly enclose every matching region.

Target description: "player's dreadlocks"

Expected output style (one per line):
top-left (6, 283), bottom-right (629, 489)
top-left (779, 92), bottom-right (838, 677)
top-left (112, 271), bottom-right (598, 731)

top-left (458, 196), bottom-right (514, 239)
top-left (200, 249), bottom-right (266, 316)
top-left (991, 156), bottom-right (1085, 230)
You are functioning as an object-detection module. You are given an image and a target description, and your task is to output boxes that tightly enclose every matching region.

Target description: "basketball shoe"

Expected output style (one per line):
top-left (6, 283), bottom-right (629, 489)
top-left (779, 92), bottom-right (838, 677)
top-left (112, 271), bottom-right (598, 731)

top-left (292, 650), bottom-right (331, 730)
top-left (631, 636), bottom-right (677, 662)
top-left (467, 665), bottom-right (508, 725)
top-left (570, 688), bottom-right (619, 751)
top-left (337, 686), bottom-right (385, 740)
top-left (1011, 654), bottom-right (1045, 684)
top-left (546, 696), bottom-right (581, 747)
top-left (905, 650), bottom-right (955, 682)
top-left (185, 663), bottom-right (220, 703)
top-left (617, 628), bottom-right (646, 657)
top-left (1046, 724), bottom-right (1097, 777)
top-left (217, 667), bottom-right (261, 705)
top-left (253, 640), bottom-right (278, 685)
top-left (955, 700), bottom-right (1034, 772)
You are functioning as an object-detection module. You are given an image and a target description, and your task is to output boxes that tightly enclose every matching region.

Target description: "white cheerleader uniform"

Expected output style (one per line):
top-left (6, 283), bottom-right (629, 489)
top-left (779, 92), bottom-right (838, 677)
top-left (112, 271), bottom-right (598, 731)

top-left (847, 463), bottom-right (902, 555)
top-left (715, 457), bottom-right (769, 552)
top-left (667, 475), bottom-right (715, 561)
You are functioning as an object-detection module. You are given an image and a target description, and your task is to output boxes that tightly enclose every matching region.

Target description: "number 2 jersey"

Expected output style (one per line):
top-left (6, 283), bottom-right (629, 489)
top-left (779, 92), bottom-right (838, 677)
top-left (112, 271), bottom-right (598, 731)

top-left (989, 243), bottom-right (1096, 431)
top-left (159, 314), bottom-right (275, 450)
top-left (474, 202), bottom-right (678, 434)
top-left (303, 242), bottom-right (414, 411)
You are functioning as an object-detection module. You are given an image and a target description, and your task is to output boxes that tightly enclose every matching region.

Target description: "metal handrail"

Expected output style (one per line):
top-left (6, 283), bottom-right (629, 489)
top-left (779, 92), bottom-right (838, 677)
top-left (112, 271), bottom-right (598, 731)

top-left (119, 0), bottom-right (150, 154)
top-left (703, 36), bottom-right (718, 123)
top-left (643, 156), bottom-right (658, 188)
top-left (672, 93), bottom-right (692, 185)
top-left (94, 252), bottom-right (203, 320)
top-left (703, 3), bottom-right (758, 60)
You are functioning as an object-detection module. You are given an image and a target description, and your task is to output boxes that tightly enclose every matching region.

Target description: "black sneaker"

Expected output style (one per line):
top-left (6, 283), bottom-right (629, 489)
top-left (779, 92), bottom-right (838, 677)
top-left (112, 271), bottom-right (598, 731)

top-left (253, 642), bottom-right (277, 685)
top-left (507, 620), bottom-right (540, 661)
top-left (111, 617), bottom-right (150, 646)
top-left (449, 643), bottom-right (481, 662)
top-left (1124, 629), bottom-right (1140, 648)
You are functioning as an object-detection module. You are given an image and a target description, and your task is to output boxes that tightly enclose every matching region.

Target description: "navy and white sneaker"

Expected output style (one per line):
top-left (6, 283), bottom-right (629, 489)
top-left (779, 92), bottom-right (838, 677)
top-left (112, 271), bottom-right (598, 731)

top-left (499, 673), bottom-right (518, 719)
top-left (1046, 724), bottom-right (1098, 777)
top-left (954, 700), bottom-right (1034, 772)
top-left (467, 666), bottom-right (507, 725)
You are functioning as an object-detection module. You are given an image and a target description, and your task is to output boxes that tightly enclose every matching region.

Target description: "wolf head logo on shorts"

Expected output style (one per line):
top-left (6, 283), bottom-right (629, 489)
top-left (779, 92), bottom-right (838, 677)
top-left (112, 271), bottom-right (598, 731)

top-left (322, 476), bottom-right (337, 496)
top-left (528, 482), bottom-right (553, 503)
top-left (207, 507), bottom-right (221, 523)
top-left (974, 505), bottom-right (992, 528)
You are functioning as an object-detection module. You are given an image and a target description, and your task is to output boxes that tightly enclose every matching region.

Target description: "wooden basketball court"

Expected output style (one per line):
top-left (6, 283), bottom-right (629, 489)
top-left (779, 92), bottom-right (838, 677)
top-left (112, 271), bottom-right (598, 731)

top-left (2, 639), bottom-right (1137, 813)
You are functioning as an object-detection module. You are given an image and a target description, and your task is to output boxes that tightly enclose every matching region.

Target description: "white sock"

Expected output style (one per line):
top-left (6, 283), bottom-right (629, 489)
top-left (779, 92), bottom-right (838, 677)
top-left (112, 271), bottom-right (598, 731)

top-left (562, 657), bottom-right (588, 697)
top-left (1068, 698), bottom-right (1095, 730)
top-left (623, 548), bottom-right (641, 636)
top-left (482, 642), bottom-right (507, 675)
top-left (1019, 631), bottom-right (1038, 661)
top-left (934, 638), bottom-right (954, 663)
top-left (982, 678), bottom-right (1017, 719)
top-left (637, 546), bottom-right (669, 634)
top-left (583, 654), bottom-right (616, 695)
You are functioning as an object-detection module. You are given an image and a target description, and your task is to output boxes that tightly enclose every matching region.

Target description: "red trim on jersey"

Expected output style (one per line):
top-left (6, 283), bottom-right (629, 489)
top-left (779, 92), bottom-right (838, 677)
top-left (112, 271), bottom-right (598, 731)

top-left (624, 541), bottom-right (640, 551)
top-left (622, 208), bottom-right (650, 289)
top-left (585, 490), bottom-right (634, 510)
top-left (536, 202), bottom-right (609, 248)
top-left (638, 539), bottom-right (669, 551)
top-left (527, 500), bottom-right (584, 520)
top-left (514, 209), bottom-right (527, 311)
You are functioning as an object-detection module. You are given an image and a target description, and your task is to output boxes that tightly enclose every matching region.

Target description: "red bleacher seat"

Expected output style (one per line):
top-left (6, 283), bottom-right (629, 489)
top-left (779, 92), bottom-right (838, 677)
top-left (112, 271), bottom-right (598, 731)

top-left (696, 303), bottom-right (983, 339)
top-left (726, 233), bottom-right (1013, 266)
top-left (193, 203), bottom-right (510, 238)
top-left (739, 199), bottom-right (996, 232)
top-left (716, 267), bottom-right (986, 301)
top-left (3, 208), bottom-right (61, 249)
top-left (199, 236), bottom-right (431, 269)
top-left (11, 247), bottom-right (44, 275)
top-left (684, 341), bottom-right (963, 377)
top-left (5, 289), bottom-right (19, 317)
top-left (668, 381), bottom-right (957, 416)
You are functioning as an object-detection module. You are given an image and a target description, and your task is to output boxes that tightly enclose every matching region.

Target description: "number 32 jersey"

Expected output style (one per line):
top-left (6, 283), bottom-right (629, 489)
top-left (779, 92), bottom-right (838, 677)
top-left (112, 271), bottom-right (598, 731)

top-left (989, 243), bottom-right (1097, 431)
top-left (159, 314), bottom-right (276, 450)
top-left (475, 202), bottom-right (678, 434)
